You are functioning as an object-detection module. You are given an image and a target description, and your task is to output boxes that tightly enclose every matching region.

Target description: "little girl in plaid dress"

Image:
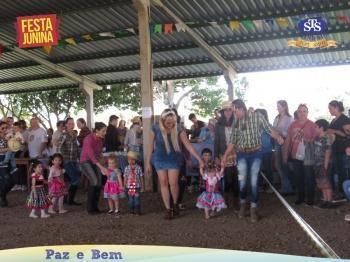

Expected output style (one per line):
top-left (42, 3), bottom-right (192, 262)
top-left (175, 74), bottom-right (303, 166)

top-left (48, 153), bottom-right (68, 214)
top-left (196, 161), bottom-right (227, 219)
top-left (27, 161), bottom-right (51, 218)
top-left (104, 154), bottom-right (125, 216)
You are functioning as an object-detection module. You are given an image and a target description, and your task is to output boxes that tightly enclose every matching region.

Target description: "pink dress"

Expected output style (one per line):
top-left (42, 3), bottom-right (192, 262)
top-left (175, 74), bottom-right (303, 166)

top-left (104, 169), bottom-right (125, 200)
top-left (48, 166), bottom-right (68, 198)
top-left (196, 172), bottom-right (227, 211)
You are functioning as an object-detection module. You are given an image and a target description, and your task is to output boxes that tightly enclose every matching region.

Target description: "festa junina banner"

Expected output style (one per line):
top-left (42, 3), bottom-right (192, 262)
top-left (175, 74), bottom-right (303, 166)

top-left (0, 245), bottom-right (346, 262)
top-left (16, 14), bottom-right (59, 48)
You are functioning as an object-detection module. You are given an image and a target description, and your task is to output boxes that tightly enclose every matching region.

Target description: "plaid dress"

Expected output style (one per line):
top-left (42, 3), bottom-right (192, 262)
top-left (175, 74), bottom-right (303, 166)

top-left (27, 173), bottom-right (51, 210)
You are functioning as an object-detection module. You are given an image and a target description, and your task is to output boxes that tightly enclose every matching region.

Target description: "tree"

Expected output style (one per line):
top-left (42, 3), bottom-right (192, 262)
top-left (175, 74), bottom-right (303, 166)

top-left (1, 83), bottom-right (141, 129)
top-left (153, 77), bottom-right (225, 117)
top-left (234, 76), bottom-right (249, 101)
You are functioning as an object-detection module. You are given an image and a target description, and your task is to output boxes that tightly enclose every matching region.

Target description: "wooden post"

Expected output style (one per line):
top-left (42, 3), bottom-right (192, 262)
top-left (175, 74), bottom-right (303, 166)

top-left (133, 0), bottom-right (154, 191)
top-left (224, 68), bottom-right (236, 100)
top-left (80, 81), bottom-right (94, 129)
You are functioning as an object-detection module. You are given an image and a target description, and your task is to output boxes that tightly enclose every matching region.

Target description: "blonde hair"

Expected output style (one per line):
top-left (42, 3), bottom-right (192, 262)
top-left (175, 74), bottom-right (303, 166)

top-left (159, 109), bottom-right (181, 154)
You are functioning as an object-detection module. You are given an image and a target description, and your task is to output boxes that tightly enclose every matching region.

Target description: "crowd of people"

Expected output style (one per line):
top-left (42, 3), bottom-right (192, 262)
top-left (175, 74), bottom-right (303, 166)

top-left (0, 99), bottom-right (350, 224)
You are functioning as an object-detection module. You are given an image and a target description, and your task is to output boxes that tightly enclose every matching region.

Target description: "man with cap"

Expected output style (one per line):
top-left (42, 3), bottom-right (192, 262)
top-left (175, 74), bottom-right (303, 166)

top-left (124, 116), bottom-right (142, 153)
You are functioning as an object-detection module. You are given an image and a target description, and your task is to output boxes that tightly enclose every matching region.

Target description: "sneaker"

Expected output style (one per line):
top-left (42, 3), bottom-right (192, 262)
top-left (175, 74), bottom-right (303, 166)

top-left (11, 185), bottom-right (20, 191)
top-left (20, 185), bottom-right (27, 191)
top-left (107, 210), bottom-right (114, 214)
top-left (164, 209), bottom-right (173, 220)
top-left (41, 213), bottom-right (50, 218)
top-left (250, 207), bottom-right (259, 223)
top-left (345, 214), bottom-right (350, 222)
top-left (29, 213), bottom-right (38, 218)
top-left (332, 195), bottom-right (347, 203)
top-left (178, 203), bottom-right (185, 210)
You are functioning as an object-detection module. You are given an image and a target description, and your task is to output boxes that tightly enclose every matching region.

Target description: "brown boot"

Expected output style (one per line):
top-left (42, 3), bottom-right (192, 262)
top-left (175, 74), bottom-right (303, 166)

top-left (164, 209), bottom-right (173, 220)
top-left (250, 207), bottom-right (259, 223)
top-left (238, 203), bottom-right (246, 219)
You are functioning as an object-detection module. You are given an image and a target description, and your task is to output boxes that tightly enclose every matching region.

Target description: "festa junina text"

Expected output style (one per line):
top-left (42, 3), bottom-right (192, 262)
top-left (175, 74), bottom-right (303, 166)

top-left (45, 249), bottom-right (123, 260)
top-left (17, 14), bottom-right (59, 48)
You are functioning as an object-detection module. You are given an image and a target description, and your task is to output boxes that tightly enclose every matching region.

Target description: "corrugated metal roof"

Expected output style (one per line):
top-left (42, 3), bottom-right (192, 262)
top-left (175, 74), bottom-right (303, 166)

top-left (0, 0), bottom-right (350, 93)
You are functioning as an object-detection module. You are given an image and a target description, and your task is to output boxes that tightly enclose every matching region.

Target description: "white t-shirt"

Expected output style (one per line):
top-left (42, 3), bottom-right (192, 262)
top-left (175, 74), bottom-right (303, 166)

top-left (28, 127), bottom-right (48, 158)
top-left (52, 130), bottom-right (62, 154)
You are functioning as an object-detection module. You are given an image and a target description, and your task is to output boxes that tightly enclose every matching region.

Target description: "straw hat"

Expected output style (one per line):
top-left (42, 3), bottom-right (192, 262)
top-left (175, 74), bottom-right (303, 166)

top-left (221, 101), bottom-right (232, 109)
top-left (127, 151), bottom-right (139, 160)
top-left (131, 116), bottom-right (141, 124)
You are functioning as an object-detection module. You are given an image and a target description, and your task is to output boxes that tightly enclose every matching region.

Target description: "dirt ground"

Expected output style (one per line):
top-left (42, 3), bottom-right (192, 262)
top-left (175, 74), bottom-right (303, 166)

top-left (0, 189), bottom-right (349, 259)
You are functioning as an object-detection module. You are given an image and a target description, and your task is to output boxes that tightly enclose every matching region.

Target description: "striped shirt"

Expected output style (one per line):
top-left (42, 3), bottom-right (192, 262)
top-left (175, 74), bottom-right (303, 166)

top-left (230, 111), bottom-right (272, 151)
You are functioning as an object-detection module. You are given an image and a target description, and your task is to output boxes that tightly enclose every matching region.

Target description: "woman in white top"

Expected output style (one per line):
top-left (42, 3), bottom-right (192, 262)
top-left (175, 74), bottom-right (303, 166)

top-left (273, 100), bottom-right (294, 195)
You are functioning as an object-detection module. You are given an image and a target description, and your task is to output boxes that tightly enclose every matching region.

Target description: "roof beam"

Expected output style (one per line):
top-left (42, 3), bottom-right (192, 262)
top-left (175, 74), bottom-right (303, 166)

top-left (0, 38), bottom-right (102, 90)
top-left (3, 58), bottom-right (350, 95)
top-left (1, 24), bottom-right (349, 71)
top-left (1, 44), bottom-right (350, 84)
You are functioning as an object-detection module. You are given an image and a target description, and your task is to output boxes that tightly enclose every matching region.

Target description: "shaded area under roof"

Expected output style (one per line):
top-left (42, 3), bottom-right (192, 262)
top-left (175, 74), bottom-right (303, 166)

top-left (0, 0), bottom-right (350, 94)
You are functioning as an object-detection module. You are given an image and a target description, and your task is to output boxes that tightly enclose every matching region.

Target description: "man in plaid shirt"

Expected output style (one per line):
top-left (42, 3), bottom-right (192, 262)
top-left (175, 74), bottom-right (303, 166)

top-left (222, 99), bottom-right (283, 222)
top-left (58, 117), bottom-right (81, 206)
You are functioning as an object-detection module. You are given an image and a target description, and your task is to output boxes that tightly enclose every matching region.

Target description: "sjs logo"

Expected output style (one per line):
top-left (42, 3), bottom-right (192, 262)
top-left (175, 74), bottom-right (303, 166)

top-left (298, 18), bottom-right (327, 34)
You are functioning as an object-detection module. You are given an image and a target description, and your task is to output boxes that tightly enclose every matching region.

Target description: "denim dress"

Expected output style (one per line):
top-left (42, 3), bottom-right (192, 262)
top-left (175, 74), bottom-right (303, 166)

top-left (151, 124), bottom-right (183, 171)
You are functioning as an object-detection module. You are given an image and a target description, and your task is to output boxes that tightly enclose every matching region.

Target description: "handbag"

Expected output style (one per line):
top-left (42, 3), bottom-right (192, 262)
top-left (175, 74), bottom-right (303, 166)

top-left (295, 139), bottom-right (306, 161)
top-left (303, 141), bottom-right (315, 166)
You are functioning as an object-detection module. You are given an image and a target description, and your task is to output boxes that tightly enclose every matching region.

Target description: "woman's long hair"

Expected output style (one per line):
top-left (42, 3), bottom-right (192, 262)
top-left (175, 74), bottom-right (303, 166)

top-left (159, 109), bottom-right (181, 154)
top-left (277, 100), bottom-right (291, 118)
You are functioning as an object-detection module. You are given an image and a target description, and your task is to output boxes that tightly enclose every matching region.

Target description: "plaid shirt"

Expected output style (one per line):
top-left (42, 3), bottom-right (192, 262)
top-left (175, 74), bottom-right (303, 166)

top-left (230, 111), bottom-right (272, 151)
top-left (124, 164), bottom-right (143, 188)
top-left (58, 132), bottom-right (79, 162)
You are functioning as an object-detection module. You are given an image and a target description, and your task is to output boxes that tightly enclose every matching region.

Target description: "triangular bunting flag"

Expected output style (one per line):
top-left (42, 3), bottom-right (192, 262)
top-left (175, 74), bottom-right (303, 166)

top-left (276, 17), bottom-right (289, 27)
top-left (154, 24), bottom-right (162, 34)
top-left (99, 32), bottom-right (115, 38)
top-left (336, 15), bottom-right (350, 24)
top-left (126, 28), bottom-right (136, 34)
top-left (265, 19), bottom-right (275, 26)
top-left (164, 24), bottom-right (173, 34)
top-left (229, 20), bottom-right (240, 30)
top-left (65, 38), bottom-right (76, 45)
top-left (43, 45), bottom-right (52, 54)
top-left (241, 20), bottom-right (255, 30)
top-left (82, 34), bottom-right (93, 41)
top-left (252, 20), bottom-right (263, 30)
top-left (175, 23), bottom-right (186, 32)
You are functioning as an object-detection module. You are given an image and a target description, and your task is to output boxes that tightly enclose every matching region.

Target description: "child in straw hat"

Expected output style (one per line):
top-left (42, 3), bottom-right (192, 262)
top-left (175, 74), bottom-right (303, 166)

top-left (124, 151), bottom-right (144, 215)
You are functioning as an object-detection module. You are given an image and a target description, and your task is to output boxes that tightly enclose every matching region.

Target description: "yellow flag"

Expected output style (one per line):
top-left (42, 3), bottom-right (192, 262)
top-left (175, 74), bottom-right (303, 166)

top-left (327, 40), bottom-right (338, 47)
top-left (229, 20), bottom-right (240, 30)
top-left (65, 38), bottom-right (77, 45)
top-left (82, 34), bottom-right (93, 41)
top-left (43, 45), bottom-right (52, 54)
top-left (276, 18), bottom-right (289, 27)
top-left (287, 40), bottom-right (297, 47)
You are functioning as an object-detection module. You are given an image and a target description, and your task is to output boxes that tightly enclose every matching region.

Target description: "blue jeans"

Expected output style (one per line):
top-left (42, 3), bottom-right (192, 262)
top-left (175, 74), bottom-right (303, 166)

top-left (237, 150), bottom-right (262, 207)
top-left (274, 144), bottom-right (294, 193)
top-left (0, 152), bottom-right (16, 170)
top-left (331, 154), bottom-right (349, 194)
top-left (343, 180), bottom-right (350, 201)
top-left (63, 161), bottom-right (80, 186)
top-left (126, 188), bottom-right (141, 210)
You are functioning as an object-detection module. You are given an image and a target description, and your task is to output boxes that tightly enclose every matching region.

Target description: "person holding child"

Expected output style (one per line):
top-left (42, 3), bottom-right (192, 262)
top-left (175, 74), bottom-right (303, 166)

top-left (124, 151), bottom-right (143, 215)
top-left (26, 161), bottom-right (51, 218)
top-left (103, 154), bottom-right (125, 216)
top-left (48, 153), bottom-right (68, 214)
top-left (196, 160), bottom-right (227, 219)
